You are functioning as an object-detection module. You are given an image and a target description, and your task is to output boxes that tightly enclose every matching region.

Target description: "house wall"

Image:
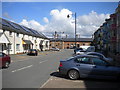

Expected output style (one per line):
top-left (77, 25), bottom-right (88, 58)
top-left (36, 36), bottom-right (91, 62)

top-left (50, 41), bottom-right (91, 49)
top-left (0, 29), bottom-right (50, 54)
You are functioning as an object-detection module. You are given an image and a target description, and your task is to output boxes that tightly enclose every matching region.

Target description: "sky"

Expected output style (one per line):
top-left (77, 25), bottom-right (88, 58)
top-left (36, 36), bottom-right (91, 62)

top-left (2, 2), bottom-right (119, 38)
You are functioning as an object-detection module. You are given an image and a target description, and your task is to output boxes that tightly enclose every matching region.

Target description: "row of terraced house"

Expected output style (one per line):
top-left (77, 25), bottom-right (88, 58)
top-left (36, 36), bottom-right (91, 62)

top-left (93, 3), bottom-right (120, 62)
top-left (0, 18), bottom-right (50, 54)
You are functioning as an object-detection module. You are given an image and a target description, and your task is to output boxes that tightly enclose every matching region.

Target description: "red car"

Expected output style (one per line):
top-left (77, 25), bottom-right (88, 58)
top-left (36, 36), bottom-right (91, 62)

top-left (0, 52), bottom-right (11, 68)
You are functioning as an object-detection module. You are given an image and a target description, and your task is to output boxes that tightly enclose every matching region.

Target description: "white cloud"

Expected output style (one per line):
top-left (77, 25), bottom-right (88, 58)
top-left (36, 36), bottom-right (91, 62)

top-left (19, 19), bottom-right (45, 32)
top-left (77, 10), bottom-right (110, 37)
top-left (43, 17), bottom-right (49, 23)
top-left (19, 9), bottom-right (110, 38)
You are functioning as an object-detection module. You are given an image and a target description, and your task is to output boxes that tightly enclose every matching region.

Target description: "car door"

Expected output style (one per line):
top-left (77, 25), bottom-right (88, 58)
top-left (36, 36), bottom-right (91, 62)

top-left (90, 57), bottom-right (118, 77)
top-left (74, 56), bottom-right (96, 77)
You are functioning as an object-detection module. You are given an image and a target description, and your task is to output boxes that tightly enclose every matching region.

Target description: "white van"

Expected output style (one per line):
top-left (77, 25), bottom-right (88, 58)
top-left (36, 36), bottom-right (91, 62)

top-left (76, 46), bottom-right (95, 55)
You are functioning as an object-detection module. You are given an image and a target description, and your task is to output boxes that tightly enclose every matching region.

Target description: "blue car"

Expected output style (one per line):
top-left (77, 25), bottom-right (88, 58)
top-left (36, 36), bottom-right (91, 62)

top-left (59, 55), bottom-right (120, 80)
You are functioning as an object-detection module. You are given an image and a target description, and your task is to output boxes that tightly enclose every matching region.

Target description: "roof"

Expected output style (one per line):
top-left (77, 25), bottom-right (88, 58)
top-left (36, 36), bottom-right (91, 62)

top-left (74, 54), bottom-right (99, 58)
top-left (0, 32), bottom-right (11, 44)
top-left (0, 18), bottom-right (48, 39)
top-left (23, 40), bottom-right (33, 44)
top-left (50, 38), bottom-right (93, 42)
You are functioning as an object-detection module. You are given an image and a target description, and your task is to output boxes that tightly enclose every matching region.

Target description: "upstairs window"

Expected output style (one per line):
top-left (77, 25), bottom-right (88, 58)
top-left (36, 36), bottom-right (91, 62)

top-left (9, 31), bottom-right (12, 36)
top-left (16, 33), bottom-right (19, 37)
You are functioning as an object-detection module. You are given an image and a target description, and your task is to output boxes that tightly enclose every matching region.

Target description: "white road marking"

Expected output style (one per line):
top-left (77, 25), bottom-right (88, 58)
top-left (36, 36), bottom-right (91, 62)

top-left (40, 77), bottom-right (52, 88)
top-left (39, 60), bottom-right (48, 64)
top-left (40, 70), bottom-right (57, 88)
top-left (12, 65), bottom-right (33, 73)
top-left (11, 58), bottom-right (34, 63)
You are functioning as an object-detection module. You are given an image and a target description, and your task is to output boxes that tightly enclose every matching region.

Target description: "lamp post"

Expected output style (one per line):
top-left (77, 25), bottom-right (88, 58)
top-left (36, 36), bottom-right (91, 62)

top-left (67, 12), bottom-right (77, 48)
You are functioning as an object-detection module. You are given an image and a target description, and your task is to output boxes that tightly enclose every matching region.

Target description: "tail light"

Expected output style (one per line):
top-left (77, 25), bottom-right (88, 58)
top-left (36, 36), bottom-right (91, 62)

top-left (59, 62), bottom-right (63, 67)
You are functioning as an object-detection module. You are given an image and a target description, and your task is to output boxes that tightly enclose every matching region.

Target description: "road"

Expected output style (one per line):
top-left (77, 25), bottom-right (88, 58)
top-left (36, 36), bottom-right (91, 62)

top-left (2, 49), bottom-right (120, 89)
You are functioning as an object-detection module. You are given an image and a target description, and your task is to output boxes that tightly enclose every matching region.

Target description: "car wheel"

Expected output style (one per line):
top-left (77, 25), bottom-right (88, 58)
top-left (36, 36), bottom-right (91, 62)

top-left (117, 74), bottom-right (120, 81)
top-left (36, 53), bottom-right (37, 56)
top-left (68, 70), bottom-right (79, 80)
top-left (4, 61), bottom-right (10, 68)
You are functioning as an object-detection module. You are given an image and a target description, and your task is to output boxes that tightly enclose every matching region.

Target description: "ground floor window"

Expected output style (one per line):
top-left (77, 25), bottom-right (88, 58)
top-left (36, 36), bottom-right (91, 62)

top-left (16, 44), bottom-right (20, 51)
top-left (8, 44), bottom-right (12, 50)
top-left (23, 44), bottom-right (31, 50)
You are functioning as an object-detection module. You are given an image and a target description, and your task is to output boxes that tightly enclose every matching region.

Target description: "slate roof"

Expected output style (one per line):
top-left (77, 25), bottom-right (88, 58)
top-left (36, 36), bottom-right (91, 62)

top-left (50, 38), bottom-right (93, 42)
top-left (0, 18), bottom-right (48, 39)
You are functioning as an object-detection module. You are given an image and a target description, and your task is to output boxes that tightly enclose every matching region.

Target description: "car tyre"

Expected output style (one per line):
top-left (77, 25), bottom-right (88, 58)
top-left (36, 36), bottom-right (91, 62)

top-left (4, 61), bottom-right (10, 68)
top-left (68, 70), bottom-right (79, 80)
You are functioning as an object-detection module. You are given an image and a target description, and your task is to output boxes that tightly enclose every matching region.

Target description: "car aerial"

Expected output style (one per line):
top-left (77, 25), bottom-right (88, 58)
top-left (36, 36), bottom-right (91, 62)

top-left (0, 52), bottom-right (11, 68)
top-left (86, 52), bottom-right (114, 64)
top-left (59, 55), bottom-right (120, 80)
top-left (27, 49), bottom-right (38, 56)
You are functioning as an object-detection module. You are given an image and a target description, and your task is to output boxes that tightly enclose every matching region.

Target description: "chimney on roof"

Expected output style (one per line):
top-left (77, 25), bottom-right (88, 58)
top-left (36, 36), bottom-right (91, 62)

top-left (66, 34), bottom-right (67, 38)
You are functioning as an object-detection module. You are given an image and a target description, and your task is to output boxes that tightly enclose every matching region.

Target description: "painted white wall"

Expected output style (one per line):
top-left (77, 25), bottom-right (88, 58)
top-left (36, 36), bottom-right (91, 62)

top-left (0, 29), bottom-right (50, 54)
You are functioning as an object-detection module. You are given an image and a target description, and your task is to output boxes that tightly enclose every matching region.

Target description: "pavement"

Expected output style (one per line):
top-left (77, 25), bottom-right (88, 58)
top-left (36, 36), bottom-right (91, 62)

top-left (41, 72), bottom-right (120, 89)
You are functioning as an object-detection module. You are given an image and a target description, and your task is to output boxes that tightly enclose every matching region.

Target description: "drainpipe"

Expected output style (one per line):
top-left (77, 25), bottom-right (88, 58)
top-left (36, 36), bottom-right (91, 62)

top-left (14, 32), bottom-right (15, 54)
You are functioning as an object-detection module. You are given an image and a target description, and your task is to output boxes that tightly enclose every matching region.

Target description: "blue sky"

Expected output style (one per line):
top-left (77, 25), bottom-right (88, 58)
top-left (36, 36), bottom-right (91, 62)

top-left (2, 2), bottom-right (119, 38)
top-left (2, 2), bottom-right (118, 24)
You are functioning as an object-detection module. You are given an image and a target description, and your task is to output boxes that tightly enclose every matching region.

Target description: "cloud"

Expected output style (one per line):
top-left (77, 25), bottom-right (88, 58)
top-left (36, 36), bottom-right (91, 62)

top-left (19, 19), bottom-right (45, 32)
top-left (44, 8), bottom-right (75, 37)
top-left (44, 9), bottom-right (110, 38)
top-left (43, 17), bottom-right (49, 23)
top-left (19, 9), bottom-right (110, 38)
top-left (3, 12), bottom-right (11, 19)
top-left (77, 10), bottom-right (110, 37)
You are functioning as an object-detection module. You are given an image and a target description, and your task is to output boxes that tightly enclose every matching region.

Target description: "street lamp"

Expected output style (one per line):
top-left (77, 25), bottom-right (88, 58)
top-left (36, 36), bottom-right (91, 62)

top-left (67, 12), bottom-right (77, 48)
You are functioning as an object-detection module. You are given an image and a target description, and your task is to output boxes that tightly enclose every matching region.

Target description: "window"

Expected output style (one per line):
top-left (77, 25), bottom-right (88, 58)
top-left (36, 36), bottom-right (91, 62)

top-left (8, 44), bottom-right (12, 50)
top-left (83, 43), bottom-right (85, 46)
top-left (75, 57), bottom-right (91, 64)
top-left (88, 53), bottom-right (103, 59)
top-left (9, 31), bottom-right (12, 36)
top-left (92, 58), bottom-right (107, 66)
top-left (16, 44), bottom-right (20, 51)
top-left (16, 33), bottom-right (19, 37)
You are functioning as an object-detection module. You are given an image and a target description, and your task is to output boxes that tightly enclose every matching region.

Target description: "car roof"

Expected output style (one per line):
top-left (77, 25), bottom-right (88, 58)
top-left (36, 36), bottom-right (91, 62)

top-left (86, 52), bottom-right (103, 55)
top-left (74, 54), bottom-right (99, 58)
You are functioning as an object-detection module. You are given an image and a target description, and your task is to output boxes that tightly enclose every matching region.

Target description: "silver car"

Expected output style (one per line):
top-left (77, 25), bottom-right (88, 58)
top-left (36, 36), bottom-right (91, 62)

top-left (86, 52), bottom-right (113, 64)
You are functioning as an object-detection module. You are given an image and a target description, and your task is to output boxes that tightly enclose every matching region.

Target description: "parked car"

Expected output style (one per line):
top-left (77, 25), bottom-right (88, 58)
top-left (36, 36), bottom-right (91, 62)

top-left (86, 52), bottom-right (113, 64)
top-left (59, 55), bottom-right (120, 80)
top-left (0, 52), bottom-right (11, 68)
top-left (50, 47), bottom-right (60, 51)
top-left (74, 48), bottom-right (83, 54)
top-left (76, 50), bottom-right (86, 55)
top-left (27, 49), bottom-right (38, 56)
top-left (80, 46), bottom-right (95, 52)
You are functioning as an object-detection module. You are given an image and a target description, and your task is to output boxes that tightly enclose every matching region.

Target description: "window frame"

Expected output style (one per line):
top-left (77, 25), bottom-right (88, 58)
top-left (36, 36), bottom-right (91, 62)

top-left (16, 44), bottom-right (20, 51)
top-left (16, 33), bottom-right (19, 37)
top-left (90, 57), bottom-right (108, 66)
top-left (74, 56), bottom-right (92, 64)
top-left (9, 31), bottom-right (12, 36)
